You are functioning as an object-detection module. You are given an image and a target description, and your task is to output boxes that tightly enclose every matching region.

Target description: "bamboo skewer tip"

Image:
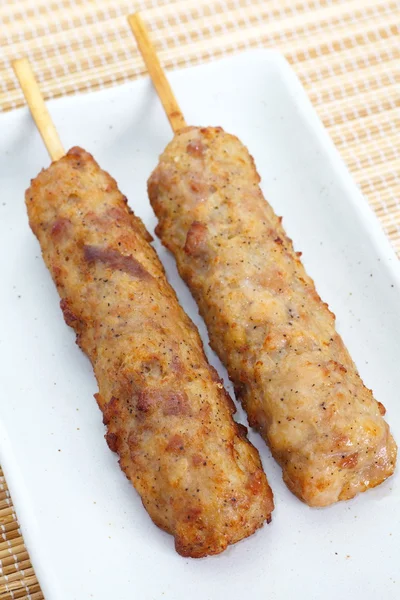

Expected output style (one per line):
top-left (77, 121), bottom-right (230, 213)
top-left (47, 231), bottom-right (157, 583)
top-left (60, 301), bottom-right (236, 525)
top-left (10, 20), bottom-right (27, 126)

top-left (127, 13), bottom-right (187, 134)
top-left (12, 57), bottom-right (65, 162)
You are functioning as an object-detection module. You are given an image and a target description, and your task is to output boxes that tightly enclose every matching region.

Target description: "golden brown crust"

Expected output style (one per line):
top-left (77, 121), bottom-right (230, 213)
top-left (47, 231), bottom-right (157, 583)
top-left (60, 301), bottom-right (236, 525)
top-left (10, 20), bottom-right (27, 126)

top-left (148, 127), bottom-right (397, 507)
top-left (26, 146), bottom-right (273, 557)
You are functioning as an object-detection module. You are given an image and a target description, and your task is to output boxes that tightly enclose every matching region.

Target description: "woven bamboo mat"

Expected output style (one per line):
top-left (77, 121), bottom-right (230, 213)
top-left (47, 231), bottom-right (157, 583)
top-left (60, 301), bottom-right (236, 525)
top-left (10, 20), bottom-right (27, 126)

top-left (1, 0), bottom-right (399, 597)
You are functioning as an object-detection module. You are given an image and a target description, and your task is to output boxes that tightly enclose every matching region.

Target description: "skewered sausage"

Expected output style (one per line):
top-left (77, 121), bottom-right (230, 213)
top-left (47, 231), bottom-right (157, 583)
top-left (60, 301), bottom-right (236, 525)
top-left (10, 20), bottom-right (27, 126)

top-left (26, 146), bottom-right (273, 557)
top-left (148, 126), bottom-right (397, 507)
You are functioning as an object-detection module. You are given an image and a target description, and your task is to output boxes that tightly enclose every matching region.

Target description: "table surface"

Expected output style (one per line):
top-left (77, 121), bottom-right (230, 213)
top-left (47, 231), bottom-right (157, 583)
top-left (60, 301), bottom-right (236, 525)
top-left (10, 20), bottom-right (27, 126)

top-left (1, 1), bottom-right (399, 598)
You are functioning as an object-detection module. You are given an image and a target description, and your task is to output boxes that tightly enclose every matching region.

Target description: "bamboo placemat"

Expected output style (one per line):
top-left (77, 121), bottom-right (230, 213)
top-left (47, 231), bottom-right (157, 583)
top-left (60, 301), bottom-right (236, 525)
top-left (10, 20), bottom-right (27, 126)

top-left (1, 0), bottom-right (399, 597)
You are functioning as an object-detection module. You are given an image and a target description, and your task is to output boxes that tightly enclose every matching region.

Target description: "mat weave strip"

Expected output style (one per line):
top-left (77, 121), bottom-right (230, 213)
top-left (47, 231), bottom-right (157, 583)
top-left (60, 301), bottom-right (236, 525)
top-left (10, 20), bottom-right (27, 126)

top-left (0, 0), bottom-right (399, 597)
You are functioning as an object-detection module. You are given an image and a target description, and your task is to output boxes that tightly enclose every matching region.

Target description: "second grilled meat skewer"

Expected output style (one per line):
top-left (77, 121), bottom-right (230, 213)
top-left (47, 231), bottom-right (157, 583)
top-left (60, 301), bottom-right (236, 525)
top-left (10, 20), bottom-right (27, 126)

top-left (149, 126), bottom-right (397, 507)
top-left (15, 58), bottom-right (273, 558)
top-left (128, 14), bottom-right (397, 507)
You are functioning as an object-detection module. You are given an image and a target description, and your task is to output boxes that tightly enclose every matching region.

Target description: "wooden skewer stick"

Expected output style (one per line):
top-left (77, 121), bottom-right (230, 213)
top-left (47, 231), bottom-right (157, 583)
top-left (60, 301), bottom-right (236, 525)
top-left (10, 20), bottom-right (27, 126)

top-left (12, 58), bottom-right (65, 162)
top-left (128, 13), bottom-right (187, 134)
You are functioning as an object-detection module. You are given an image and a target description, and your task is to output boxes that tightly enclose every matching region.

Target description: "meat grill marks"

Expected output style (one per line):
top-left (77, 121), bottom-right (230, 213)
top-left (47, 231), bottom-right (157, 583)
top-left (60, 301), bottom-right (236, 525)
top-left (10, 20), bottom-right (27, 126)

top-left (26, 146), bottom-right (273, 557)
top-left (148, 125), bottom-right (397, 507)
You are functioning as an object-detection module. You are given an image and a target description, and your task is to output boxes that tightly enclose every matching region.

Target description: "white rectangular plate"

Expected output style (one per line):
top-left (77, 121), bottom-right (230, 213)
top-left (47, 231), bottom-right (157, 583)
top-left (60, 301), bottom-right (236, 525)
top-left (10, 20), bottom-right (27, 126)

top-left (1, 50), bottom-right (399, 600)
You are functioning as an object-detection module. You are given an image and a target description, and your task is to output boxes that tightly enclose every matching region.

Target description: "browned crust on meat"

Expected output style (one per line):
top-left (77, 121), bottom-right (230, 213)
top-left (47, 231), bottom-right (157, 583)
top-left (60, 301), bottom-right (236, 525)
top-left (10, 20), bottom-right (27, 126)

top-left (148, 127), bottom-right (397, 507)
top-left (26, 146), bottom-right (273, 557)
